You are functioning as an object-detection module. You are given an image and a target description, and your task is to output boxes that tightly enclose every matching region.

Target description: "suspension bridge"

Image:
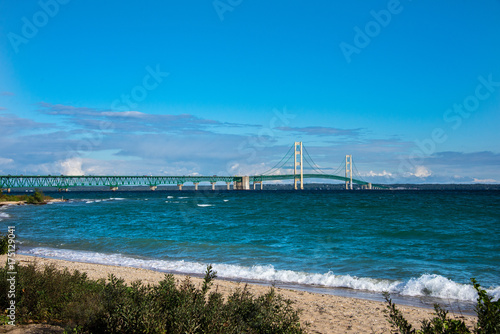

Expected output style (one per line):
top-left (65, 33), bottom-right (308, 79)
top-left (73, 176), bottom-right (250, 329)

top-left (0, 142), bottom-right (387, 192)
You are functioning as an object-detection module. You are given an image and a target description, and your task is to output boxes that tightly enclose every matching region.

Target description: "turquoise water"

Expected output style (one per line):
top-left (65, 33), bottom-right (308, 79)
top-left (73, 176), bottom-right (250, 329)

top-left (1, 190), bottom-right (499, 305)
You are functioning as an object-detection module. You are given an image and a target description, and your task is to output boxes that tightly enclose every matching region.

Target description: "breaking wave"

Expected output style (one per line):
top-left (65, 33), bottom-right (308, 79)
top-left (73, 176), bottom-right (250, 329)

top-left (22, 247), bottom-right (500, 302)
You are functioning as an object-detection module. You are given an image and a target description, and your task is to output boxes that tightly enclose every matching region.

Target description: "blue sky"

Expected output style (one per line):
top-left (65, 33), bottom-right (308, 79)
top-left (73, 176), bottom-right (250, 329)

top-left (1, 0), bottom-right (499, 184)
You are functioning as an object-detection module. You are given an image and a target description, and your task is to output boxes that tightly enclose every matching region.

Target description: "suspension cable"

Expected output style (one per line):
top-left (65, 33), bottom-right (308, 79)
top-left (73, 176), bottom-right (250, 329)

top-left (352, 159), bottom-right (367, 182)
top-left (260, 144), bottom-right (294, 175)
top-left (331, 160), bottom-right (344, 176)
top-left (302, 145), bottom-right (327, 174)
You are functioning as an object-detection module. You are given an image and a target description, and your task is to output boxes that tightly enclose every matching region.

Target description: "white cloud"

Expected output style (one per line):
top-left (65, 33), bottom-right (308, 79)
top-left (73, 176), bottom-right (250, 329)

top-left (472, 178), bottom-right (497, 183)
top-left (413, 166), bottom-right (431, 178)
top-left (100, 111), bottom-right (145, 118)
top-left (0, 157), bottom-right (14, 165)
top-left (364, 170), bottom-right (393, 177)
top-left (60, 158), bottom-right (84, 176)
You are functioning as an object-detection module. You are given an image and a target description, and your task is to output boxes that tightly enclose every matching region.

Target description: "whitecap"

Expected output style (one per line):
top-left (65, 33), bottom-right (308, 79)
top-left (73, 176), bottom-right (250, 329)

top-left (21, 247), bottom-right (498, 303)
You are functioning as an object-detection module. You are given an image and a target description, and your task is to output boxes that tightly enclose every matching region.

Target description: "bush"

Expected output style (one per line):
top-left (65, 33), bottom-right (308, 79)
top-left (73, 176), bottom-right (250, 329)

top-left (384, 278), bottom-right (500, 334)
top-left (0, 189), bottom-right (50, 204)
top-left (0, 263), bottom-right (306, 333)
top-left (0, 233), bottom-right (8, 255)
top-left (26, 189), bottom-right (47, 204)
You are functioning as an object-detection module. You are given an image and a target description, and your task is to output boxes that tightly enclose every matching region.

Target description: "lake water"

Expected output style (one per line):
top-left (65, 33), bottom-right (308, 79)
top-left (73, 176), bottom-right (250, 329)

top-left (2, 189), bottom-right (499, 309)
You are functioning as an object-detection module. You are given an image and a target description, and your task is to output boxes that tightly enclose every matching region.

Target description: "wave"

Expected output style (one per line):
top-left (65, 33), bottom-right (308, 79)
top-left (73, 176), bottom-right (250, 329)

top-left (77, 198), bottom-right (127, 204)
top-left (22, 247), bottom-right (499, 302)
top-left (0, 212), bottom-right (11, 221)
top-left (197, 204), bottom-right (213, 207)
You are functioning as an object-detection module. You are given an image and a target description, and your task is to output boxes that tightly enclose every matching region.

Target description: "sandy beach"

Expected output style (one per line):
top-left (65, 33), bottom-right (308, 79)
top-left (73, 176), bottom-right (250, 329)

top-left (0, 199), bottom-right (67, 206)
top-left (0, 254), bottom-right (477, 333)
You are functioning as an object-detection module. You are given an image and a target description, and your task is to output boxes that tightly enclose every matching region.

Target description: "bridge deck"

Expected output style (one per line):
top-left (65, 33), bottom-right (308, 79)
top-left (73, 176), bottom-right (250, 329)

top-left (0, 175), bottom-right (386, 189)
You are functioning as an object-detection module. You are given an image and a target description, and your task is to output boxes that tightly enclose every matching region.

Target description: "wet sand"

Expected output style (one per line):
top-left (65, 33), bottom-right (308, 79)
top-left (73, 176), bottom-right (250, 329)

top-left (0, 254), bottom-right (477, 333)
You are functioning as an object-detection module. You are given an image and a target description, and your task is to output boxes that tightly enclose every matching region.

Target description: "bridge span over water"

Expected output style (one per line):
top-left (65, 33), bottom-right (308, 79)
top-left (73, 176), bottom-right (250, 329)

top-left (0, 142), bottom-right (387, 191)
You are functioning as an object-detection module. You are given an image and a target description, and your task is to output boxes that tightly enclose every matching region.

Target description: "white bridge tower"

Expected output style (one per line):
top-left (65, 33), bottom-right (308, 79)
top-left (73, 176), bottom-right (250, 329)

top-left (345, 154), bottom-right (353, 190)
top-left (294, 141), bottom-right (304, 190)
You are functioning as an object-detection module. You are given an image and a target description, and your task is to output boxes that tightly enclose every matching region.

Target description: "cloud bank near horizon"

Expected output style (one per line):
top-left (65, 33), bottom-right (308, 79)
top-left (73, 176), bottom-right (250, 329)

top-left (0, 102), bottom-right (498, 184)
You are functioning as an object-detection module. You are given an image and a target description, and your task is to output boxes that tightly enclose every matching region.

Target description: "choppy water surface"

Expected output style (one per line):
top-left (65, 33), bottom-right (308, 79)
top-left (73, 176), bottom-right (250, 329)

top-left (2, 190), bottom-right (499, 307)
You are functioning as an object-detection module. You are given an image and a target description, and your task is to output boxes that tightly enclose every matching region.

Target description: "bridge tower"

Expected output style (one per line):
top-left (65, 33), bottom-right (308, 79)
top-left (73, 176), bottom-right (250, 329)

top-left (294, 141), bottom-right (304, 190)
top-left (345, 155), bottom-right (353, 190)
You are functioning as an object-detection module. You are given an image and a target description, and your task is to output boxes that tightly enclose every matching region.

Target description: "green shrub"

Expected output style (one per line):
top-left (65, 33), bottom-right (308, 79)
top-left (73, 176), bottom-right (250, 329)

top-left (0, 263), bottom-right (306, 333)
top-left (0, 189), bottom-right (51, 204)
top-left (384, 278), bottom-right (500, 334)
top-left (0, 233), bottom-right (8, 255)
top-left (26, 189), bottom-right (47, 204)
top-left (472, 278), bottom-right (500, 333)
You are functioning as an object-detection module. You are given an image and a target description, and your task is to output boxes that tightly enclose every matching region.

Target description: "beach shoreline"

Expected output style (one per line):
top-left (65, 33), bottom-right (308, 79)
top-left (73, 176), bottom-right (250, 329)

top-left (0, 199), bottom-right (67, 206)
top-left (0, 254), bottom-right (478, 334)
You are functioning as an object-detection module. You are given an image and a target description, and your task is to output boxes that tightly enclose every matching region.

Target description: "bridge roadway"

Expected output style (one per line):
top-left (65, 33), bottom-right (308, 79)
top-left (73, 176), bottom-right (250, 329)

top-left (0, 174), bottom-right (383, 191)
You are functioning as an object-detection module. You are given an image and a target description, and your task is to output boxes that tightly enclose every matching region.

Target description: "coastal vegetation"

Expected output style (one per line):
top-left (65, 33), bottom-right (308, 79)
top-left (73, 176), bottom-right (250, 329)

top-left (0, 189), bottom-right (51, 204)
top-left (0, 234), bottom-right (7, 255)
top-left (0, 263), bottom-right (306, 333)
top-left (384, 278), bottom-right (500, 333)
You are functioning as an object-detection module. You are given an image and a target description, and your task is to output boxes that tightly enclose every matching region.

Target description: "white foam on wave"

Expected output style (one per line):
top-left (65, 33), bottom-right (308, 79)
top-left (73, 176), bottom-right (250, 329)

top-left (167, 196), bottom-right (174, 199)
top-left (223, 199), bottom-right (229, 202)
top-left (0, 212), bottom-right (11, 221)
top-left (197, 204), bottom-right (213, 207)
top-left (82, 198), bottom-right (119, 204)
top-left (22, 247), bottom-right (498, 302)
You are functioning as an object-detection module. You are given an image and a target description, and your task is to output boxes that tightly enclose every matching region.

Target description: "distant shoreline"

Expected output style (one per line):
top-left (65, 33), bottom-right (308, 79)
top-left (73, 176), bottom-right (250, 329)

top-left (2, 184), bottom-right (499, 192)
top-left (0, 198), bottom-right (67, 206)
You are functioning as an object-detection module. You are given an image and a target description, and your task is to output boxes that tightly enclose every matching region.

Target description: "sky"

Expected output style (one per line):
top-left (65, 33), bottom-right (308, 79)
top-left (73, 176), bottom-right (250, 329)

top-left (0, 0), bottom-right (499, 184)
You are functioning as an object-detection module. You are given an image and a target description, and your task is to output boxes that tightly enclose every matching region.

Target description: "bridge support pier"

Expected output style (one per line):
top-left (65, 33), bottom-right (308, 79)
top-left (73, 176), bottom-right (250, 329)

top-left (150, 186), bottom-right (157, 191)
top-left (234, 176), bottom-right (250, 190)
top-left (177, 184), bottom-right (183, 191)
top-left (211, 182), bottom-right (216, 191)
top-left (194, 183), bottom-right (199, 191)
top-left (226, 182), bottom-right (231, 190)
top-left (110, 187), bottom-right (118, 191)
top-left (253, 182), bottom-right (263, 190)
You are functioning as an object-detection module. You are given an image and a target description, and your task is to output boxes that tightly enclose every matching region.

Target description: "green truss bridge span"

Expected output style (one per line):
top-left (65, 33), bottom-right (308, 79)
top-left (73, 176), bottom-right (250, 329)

top-left (0, 142), bottom-right (387, 191)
